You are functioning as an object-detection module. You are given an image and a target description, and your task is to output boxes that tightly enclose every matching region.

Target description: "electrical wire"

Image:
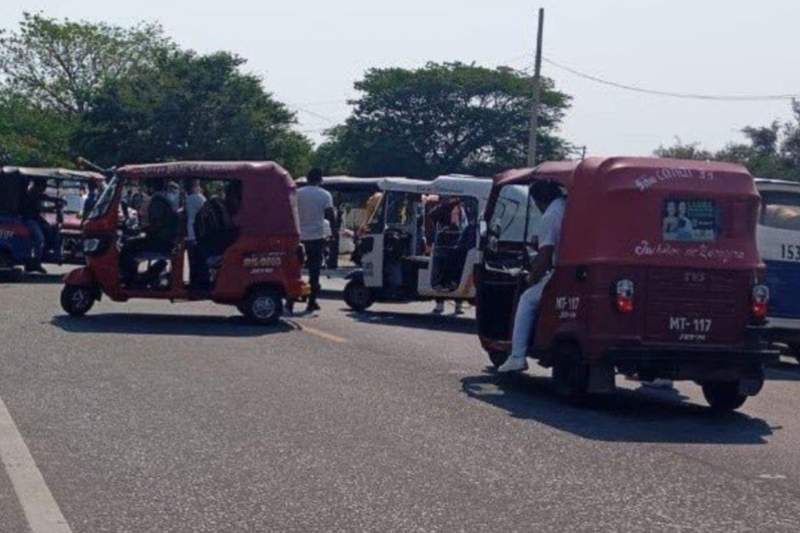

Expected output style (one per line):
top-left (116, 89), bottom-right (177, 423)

top-left (542, 56), bottom-right (800, 102)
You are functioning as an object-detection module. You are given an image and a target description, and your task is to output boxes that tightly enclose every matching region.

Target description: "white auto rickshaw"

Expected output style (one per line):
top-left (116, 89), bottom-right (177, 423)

top-left (756, 178), bottom-right (800, 362)
top-left (343, 175), bottom-right (492, 311)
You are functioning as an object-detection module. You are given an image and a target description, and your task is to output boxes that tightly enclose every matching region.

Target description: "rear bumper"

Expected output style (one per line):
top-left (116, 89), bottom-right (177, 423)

top-left (608, 328), bottom-right (778, 381)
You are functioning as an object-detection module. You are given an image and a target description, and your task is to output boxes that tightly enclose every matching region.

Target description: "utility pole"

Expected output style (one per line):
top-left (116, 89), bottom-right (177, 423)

top-left (527, 7), bottom-right (544, 167)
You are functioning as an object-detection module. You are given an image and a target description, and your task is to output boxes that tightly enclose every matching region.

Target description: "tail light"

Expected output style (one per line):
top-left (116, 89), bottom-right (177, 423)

top-left (614, 279), bottom-right (635, 314)
top-left (751, 284), bottom-right (769, 323)
top-left (296, 244), bottom-right (306, 266)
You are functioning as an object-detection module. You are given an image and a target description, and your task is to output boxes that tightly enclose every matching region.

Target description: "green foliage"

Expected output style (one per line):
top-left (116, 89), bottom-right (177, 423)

top-left (0, 13), bottom-right (313, 177)
top-left (0, 92), bottom-right (74, 166)
top-left (314, 62), bottom-right (572, 178)
top-left (0, 12), bottom-right (173, 115)
top-left (655, 103), bottom-right (800, 181)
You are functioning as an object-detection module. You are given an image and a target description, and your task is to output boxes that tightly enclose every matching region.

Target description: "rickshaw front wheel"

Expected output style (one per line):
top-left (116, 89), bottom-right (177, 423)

top-left (60, 285), bottom-right (95, 317)
top-left (343, 279), bottom-right (374, 312)
top-left (242, 288), bottom-right (283, 326)
top-left (701, 381), bottom-right (747, 412)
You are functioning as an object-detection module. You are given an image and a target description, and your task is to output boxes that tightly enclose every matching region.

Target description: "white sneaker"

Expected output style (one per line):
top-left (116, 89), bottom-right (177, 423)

top-left (498, 357), bottom-right (528, 373)
top-left (642, 378), bottom-right (674, 389)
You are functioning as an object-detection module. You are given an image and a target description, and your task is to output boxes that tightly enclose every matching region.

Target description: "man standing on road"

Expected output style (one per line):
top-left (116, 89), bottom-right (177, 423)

top-left (297, 168), bottom-right (336, 313)
top-left (498, 180), bottom-right (566, 373)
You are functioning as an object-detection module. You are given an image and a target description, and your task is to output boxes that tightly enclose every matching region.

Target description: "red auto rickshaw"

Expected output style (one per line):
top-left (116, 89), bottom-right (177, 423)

top-left (476, 157), bottom-right (778, 411)
top-left (61, 161), bottom-right (309, 325)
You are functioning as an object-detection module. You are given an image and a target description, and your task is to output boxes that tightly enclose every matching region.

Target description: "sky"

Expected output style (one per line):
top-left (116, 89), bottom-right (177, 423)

top-left (2, 0), bottom-right (798, 157)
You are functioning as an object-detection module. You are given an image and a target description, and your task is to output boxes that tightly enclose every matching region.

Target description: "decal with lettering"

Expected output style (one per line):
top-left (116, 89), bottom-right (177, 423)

top-left (635, 168), bottom-right (715, 192)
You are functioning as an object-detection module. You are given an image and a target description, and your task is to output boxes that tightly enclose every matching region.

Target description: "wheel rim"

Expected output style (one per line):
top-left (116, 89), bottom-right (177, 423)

top-left (71, 288), bottom-right (90, 312)
top-left (350, 285), bottom-right (370, 307)
top-left (252, 295), bottom-right (277, 320)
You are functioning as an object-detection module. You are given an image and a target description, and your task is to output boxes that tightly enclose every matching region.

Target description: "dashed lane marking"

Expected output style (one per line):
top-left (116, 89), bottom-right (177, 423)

top-left (291, 321), bottom-right (348, 344)
top-left (0, 395), bottom-right (72, 533)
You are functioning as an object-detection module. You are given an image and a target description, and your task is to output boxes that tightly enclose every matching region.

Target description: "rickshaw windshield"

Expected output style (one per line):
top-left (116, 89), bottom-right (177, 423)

top-left (488, 184), bottom-right (542, 243)
top-left (761, 190), bottom-right (800, 231)
top-left (87, 176), bottom-right (120, 220)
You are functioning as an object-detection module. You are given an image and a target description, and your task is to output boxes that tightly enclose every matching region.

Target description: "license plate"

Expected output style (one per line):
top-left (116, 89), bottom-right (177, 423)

top-left (669, 316), bottom-right (712, 342)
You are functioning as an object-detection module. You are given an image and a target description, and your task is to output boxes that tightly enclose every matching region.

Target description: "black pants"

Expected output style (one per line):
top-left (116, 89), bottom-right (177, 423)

top-left (303, 239), bottom-right (324, 303)
top-left (120, 238), bottom-right (172, 283)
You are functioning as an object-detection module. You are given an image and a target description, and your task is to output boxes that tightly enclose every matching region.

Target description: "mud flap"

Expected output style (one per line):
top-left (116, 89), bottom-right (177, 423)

top-left (588, 364), bottom-right (616, 394)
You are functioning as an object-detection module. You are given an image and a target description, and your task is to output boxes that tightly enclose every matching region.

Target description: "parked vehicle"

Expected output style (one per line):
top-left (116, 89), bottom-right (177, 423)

top-left (343, 175), bottom-right (492, 311)
top-left (61, 161), bottom-right (308, 324)
top-left (476, 157), bottom-right (778, 412)
top-left (756, 178), bottom-right (800, 362)
top-left (0, 167), bottom-right (105, 275)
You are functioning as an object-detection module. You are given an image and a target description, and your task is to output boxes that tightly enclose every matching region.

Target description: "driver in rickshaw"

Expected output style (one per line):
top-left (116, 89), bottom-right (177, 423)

top-left (21, 177), bottom-right (65, 273)
top-left (498, 180), bottom-right (566, 373)
top-left (119, 178), bottom-right (180, 286)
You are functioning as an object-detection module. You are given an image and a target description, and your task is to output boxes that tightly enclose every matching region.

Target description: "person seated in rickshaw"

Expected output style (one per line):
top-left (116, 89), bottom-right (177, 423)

top-left (498, 180), bottom-right (566, 373)
top-left (21, 177), bottom-right (65, 273)
top-left (192, 180), bottom-right (241, 289)
top-left (119, 178), bottom-right (180, 286)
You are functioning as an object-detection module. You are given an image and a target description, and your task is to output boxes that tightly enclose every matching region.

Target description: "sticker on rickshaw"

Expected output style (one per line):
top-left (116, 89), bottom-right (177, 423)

top-left (634, 241), bottom-right (745, 263)
top-left (243, 252), bottom-right (284, 269)
top-left (0, 229), bottom-right (13, 239)
top-left (780, 244), bottom-right (800, 261)
top-left (555, 296), bottom-right (580, 320)
top-left (635, 168), bottom-right (715, 192)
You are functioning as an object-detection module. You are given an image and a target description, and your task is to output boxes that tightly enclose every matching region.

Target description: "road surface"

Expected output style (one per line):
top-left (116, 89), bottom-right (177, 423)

top-left (1, 268), bottom-right (800, 532)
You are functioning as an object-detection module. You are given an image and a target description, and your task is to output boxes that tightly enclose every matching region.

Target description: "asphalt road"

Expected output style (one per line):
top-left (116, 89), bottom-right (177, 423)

top-left (2, 268), bottom-right (800, 532)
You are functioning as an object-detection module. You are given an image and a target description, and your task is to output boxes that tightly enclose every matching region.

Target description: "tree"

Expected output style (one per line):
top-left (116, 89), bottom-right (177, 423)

top-left (73, 50), bottom-right (313, 175)
top-left (0, 92), bottom-right (73, 166)
top-left (654, 102), bottom-right (800, 181)
top-left (315, 62), bottom-right (572, 178)
top-left (0, 12), bottom-right (173, 116)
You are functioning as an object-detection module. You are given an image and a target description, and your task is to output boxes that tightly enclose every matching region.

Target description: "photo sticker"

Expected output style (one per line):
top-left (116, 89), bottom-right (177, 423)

top-left (662, 199), bottom-right (718, 242)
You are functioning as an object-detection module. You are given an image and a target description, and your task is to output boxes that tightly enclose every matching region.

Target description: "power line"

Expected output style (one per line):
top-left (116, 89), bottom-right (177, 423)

top-left (542, 56), bottom-right (800, 102)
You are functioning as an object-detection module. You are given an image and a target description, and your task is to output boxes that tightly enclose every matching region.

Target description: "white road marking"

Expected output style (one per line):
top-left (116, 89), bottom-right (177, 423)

top-left (0, 396), bottom-right (72, 533)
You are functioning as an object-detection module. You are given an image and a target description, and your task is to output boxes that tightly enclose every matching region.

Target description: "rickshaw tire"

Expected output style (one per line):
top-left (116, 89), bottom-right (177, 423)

top-left (343, 279), bottom-right (374, 312)
top-left (701, 381), bottom-right (747, 412)
top-left (60, 285), bottom-right (96, 317)
top-left (552, 342), bottom-right (590, 405)
top-left (242, 288), bottom-right (283, 326)
top-left (488, 350), bottom-right (509, 368)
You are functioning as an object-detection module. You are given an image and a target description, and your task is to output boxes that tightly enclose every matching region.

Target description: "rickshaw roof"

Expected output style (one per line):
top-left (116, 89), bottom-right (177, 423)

top-left (755, 177), bottom-right (800, 189)
top-left (116, 161), bottom-right (293, 188)
top-left (1, 166), bottom-right (105, 183)
top-left (295, 176), bottom-right (384, 192)
top-left (378, 176), bottom-right (492, 199)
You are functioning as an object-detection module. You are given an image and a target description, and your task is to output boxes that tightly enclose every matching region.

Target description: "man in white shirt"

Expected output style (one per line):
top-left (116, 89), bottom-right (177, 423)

top-left (499, 180), bottom-right (567, 373)
top-left (296, 168), bottom-right (336, 313)
top-left (184, 179), bottom-right (207, 287)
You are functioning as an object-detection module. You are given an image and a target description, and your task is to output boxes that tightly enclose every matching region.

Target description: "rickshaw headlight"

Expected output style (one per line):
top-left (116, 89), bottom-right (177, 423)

top-left (751, 284), bottom-right (769, 323)
top-left (614, 279), bottom-right (635, 314)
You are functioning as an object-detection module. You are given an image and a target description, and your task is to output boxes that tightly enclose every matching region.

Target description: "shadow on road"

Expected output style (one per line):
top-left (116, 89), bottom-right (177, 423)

top-left (345, 310), bottom-right (476, 335)
top-left (461, 372), bottom-right (776, 445)
top-left (765, 360), bottom-right (800, 381)
top-left (0, 272), bottom-right (63, 284)
top-left (51, 313), bottom-right (297, 337)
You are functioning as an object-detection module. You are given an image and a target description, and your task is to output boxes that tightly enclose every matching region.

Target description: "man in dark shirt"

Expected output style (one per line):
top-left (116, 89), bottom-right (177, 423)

top-left (21, 178), bottom-right (64, 273)
top-left (119, 178), bottom-right (179, 285)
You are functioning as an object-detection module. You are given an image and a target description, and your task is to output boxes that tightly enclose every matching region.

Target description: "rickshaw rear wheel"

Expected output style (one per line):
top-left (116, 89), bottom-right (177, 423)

top-left (488, 350), bottom-right (509, 368)
top-left (552, 343), bottom-right (589, 405)
top-left (701, 381), bottom-right (747, 412)
top-left (60, 285), bottom-right (95, 317)
top-left (344, 279), bottom-right (374, 312)
top-left (242, 288), bottom-right (283, 326)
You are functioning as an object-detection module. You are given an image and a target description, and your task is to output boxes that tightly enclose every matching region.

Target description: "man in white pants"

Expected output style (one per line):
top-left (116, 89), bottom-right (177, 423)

top-left (498, 181), bottom-right (566, 373)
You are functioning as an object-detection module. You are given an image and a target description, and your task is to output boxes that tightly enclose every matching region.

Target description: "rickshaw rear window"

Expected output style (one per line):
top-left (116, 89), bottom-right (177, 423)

top-left (761, 191), bottom-right (800, 231)
top-left (662, 199), bottom-right (718, 242)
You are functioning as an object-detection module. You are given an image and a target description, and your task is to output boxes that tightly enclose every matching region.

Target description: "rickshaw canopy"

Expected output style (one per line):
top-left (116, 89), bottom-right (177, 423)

top-left (493, 157), bottom-right (762, 268)
top-left (0, 166), bottom-right (106, 214)
top-left (116, 161), bottom-right (299, 236)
